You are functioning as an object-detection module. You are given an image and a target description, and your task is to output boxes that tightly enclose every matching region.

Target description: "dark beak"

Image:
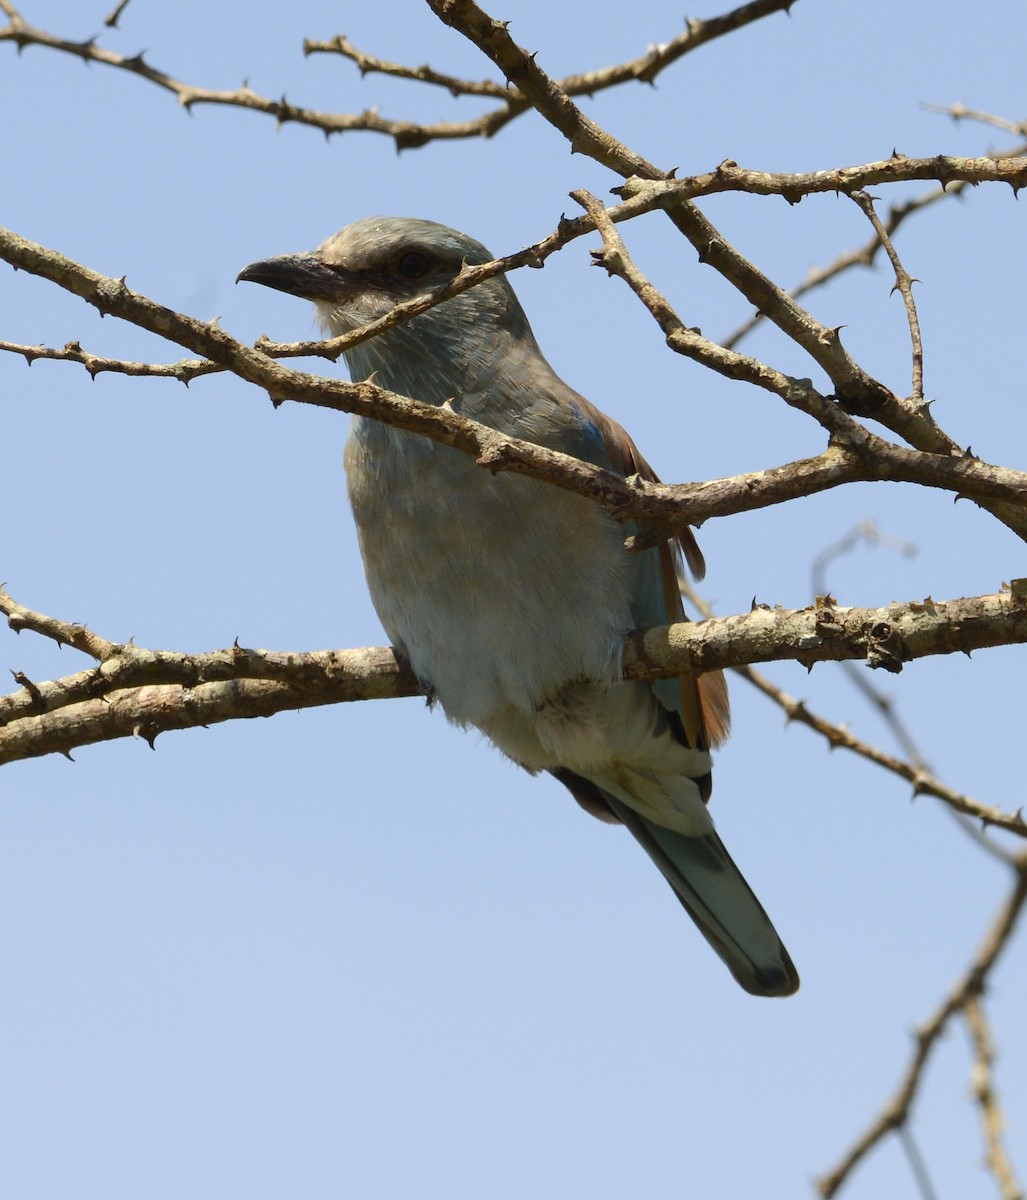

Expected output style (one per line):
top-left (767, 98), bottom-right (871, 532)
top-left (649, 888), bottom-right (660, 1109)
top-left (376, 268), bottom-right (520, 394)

top-left (236, 251), bottom-right (350, 301)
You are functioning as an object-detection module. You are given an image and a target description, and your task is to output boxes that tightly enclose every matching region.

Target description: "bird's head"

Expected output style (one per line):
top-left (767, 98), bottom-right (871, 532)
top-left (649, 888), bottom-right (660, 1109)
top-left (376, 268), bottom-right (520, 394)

top-left (238, 216), bottom-right (537, 397)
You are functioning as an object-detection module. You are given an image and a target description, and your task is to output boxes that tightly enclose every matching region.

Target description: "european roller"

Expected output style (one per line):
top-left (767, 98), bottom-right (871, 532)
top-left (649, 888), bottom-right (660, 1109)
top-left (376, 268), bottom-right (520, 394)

top-left (239, 217), bottom-right (798, 997)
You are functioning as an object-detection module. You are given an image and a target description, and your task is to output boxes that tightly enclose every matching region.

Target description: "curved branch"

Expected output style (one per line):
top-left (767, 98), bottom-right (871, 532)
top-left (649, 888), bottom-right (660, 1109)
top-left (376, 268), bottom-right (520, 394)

top-left (424, 0), bottom-right (1027, 474)
top-left (3, 225), bottom-right (1027, 544)
top-left (963, 997), bottom-right (1025, 1200)
top-left (0, 337), bottom-right (213, 382)
top-left (306, 1), bottom-right (798, 97)
top-left (736, 663), bottom-right (1025, 838)
top-left (0, 1), bottom-right (507, 150)
top-left (816, 852), bottom-right (1027, 1196)
top-left (302, 32), bottom-right (509, 97)
top-left (0, 0), bottom-right (796, 151)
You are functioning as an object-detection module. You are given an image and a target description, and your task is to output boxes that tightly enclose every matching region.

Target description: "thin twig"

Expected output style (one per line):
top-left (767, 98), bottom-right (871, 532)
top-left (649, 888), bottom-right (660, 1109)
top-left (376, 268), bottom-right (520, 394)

top-left (923, 102), bottom-right (1027, 138)
top-left (721, 142), bottom-right (1027, 351)
top-left (810, 522), bottom-right (1018, 865)
top-left (734, 662), bottom-right (1027, 836)
top-left (302, 33), bottom-right (508, 97)
top-left (104, 0), bottom-right (132, 28)
top-left (964, 997), bottom-right (1025, 1200)
top-left (850, 190), bottom-right (925, 405)
top-left (811, 523), bottom-right (922, 764)
top-left (0, 0), bottom-right (797, 151)
top-left (811, 522), bottom-right (922, 764)
top-left (677, 577), bottom-right (1027, 837)
top-left (816, 854), bottom-right (1027, 1197)
top-left (0, 339), bottom-right (216, 382)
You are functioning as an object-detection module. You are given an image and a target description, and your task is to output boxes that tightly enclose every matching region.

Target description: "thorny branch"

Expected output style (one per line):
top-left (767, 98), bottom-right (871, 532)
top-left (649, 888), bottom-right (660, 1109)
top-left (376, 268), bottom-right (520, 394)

top-left (0, 0), bottom-right (795, 151)
top-left (4, 225), bottom-right (1027, 549)
top-left (306, 0), bottom-right (796, 99)
top-left (963, 997), bottom-right (1025, 1200)
top-left (733, 664), bottom-right (1026, 840)
top-left (721, 152), bottom-right (1027, 349)
top-left (673, 573), bottom-right (1027, 844)
top-left (3, 2), bottom-right (1027, 1193)
top-left (426, 0), bottom-right (1027, 539)
top-left (809, 524), bottom-right (1018, 870)
top-left (4, 151), bottom-right (1025, 369)
top-left (5, 583), bottom-right (1027, 833)
top-left (849, 190), bottom-right (925, 405)
top-left (0, 338), bottom-right (214, 382)
top-left (816, 851), bottom-right (1027, 1197)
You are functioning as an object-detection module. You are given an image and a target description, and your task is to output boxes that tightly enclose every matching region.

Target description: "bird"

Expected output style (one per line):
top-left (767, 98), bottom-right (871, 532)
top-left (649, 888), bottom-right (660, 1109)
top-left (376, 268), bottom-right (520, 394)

top-left (238, 216), bottom-right (798, 997)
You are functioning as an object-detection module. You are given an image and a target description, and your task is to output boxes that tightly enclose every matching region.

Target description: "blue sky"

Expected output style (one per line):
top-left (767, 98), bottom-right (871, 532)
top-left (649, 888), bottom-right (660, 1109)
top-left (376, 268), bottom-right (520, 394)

top-left (2, 2), bottom-right (1026, 1197)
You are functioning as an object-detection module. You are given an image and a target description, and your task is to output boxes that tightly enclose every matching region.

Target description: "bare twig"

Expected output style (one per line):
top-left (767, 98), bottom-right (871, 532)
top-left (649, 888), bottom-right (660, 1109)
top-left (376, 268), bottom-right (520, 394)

top-left (0, 0), bottom-right (797, 152)
top-left (723, 183), bottom-right (965, 350)
top-left (923, 102), bottom-right (1027, 138)
top-left (850, 190), bottom-right (925, 404)
top-left (721, 141), bottom-right (1027, 350)
top-left (7, 584), bottom-right (1027, 782)
top-left (554, 0), bottom-right (798, 91)
top-left (302, 33), bottom-right (509, 97)
top-left (103, 0), bottom-right (132, 28)
top-left (306, 1), bottom-right (799, 97)
top-left (0, 338), bottom-right (216, 382)
top-left (0, 3), bottom-right (503, 151)
top-left (6, 226), bottom-right (1027, 545)
top-left (816, 853), bottom-right (1027, 1197)
top-left (732, 663), bottom-right (1027, 837)
top-left (810, 522), bottom-right (1018, 865)
top-left (811, 523), bottom-right (924, 764)
top-left (964, 997), bottom-right (1025, 1200)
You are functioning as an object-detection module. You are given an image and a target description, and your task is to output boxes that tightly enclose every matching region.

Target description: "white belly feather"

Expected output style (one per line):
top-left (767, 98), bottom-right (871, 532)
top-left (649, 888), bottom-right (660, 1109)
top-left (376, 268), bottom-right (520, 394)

top-left (345, 416), bottom-right (635, 730)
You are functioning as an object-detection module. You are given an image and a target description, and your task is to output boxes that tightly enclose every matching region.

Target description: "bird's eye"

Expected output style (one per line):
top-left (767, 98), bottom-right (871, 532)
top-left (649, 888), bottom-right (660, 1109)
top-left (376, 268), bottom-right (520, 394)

top-left (395, 251), bottom-right (433, 280)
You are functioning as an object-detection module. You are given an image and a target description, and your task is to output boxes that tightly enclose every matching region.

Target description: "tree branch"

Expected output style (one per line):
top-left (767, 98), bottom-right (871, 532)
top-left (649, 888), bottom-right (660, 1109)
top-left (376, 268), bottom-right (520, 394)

top-left (4, 224), bottom-right (1027, 547)
top-left (0, 0), bottom-right (796, 152)
top-left (6, 585), bottom-right (1027, 799)
top-left (422, 0), bottom-right (1027, 526)
top-left (721, 143), bottom-right (1027, 350)
top-left (963, 997), bottom-right (1025, 1200)
top-left (816, 852), bottom-right (1027, 1197)
top-left (734, 663), bottom-right (1026, 838)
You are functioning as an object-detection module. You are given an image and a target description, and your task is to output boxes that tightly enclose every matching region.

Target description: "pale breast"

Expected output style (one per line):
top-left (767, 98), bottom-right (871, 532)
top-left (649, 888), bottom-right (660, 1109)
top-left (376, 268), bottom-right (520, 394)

top-left (345, 417), bottom-right (637, 727)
